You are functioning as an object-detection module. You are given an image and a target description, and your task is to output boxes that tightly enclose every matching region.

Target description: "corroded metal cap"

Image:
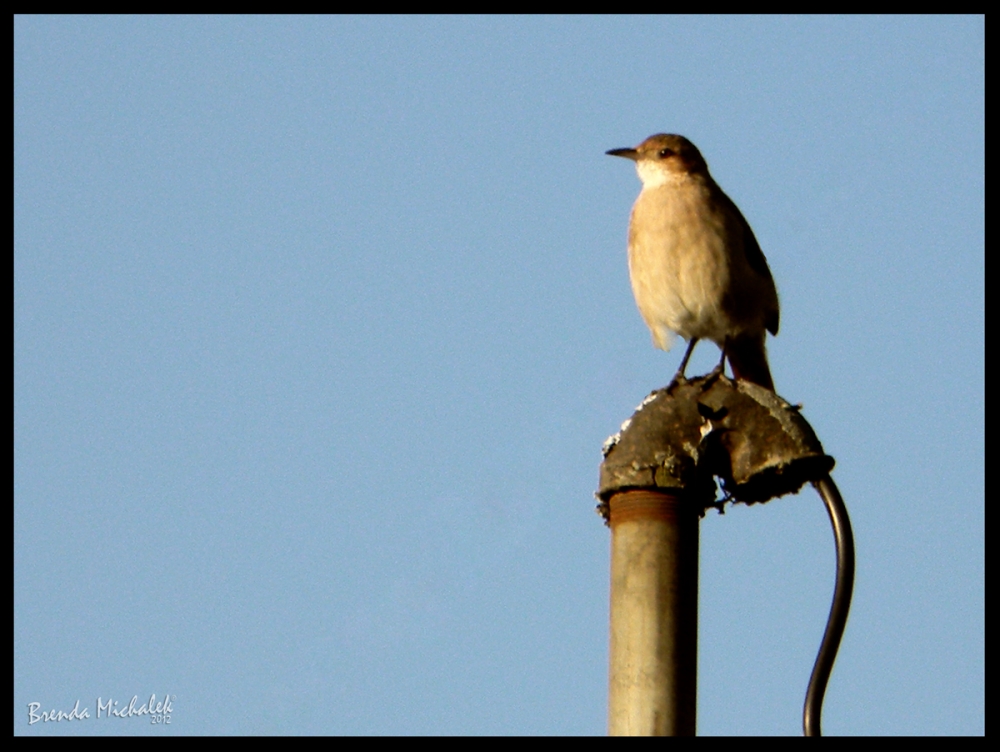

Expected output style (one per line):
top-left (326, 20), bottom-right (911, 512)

top-left (597, 375), bottom-right (835, 520)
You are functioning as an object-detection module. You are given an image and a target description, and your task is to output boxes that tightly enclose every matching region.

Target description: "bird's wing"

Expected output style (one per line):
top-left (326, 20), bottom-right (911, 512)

top-left (714, 186), bottom-right (780, 336)
top-left (742, 220), bottom-right (779, 336)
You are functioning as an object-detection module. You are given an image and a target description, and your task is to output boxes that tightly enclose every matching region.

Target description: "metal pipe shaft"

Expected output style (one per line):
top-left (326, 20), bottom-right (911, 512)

top-left (803, 475), bottom-right (855, 736)
top-left (608, 490), bottom-right (699, 736)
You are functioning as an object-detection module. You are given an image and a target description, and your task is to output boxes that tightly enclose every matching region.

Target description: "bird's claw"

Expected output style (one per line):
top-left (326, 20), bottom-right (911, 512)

top-left (699, 362), bottom-right (726, 392)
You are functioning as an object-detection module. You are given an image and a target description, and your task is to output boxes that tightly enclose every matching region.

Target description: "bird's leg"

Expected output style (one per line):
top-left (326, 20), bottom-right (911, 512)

top-left (667, 338), bottom-right (699, 392)
top-left (700, 342), bottom-right (728, 391)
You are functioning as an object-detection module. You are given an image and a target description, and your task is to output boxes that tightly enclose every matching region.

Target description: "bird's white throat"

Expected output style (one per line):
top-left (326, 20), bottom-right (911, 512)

top-left (635, 159), bottom-right (690, 189)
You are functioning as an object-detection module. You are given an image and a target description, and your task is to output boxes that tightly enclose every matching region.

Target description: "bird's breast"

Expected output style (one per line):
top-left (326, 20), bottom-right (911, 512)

top-left (627, 182), bottom-right (734, 348)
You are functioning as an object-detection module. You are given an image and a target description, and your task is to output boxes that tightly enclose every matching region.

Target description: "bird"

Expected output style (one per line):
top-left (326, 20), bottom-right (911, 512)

top-left (606, 134), bottom-right (779, 391)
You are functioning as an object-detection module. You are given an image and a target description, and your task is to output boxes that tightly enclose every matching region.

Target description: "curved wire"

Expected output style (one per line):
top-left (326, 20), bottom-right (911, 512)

top-left (803, 475), bottom-right (855, 736)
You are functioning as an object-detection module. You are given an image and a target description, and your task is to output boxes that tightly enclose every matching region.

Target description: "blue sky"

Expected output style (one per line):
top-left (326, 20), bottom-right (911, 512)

top-left (15, 16), bottom-right (983, 735)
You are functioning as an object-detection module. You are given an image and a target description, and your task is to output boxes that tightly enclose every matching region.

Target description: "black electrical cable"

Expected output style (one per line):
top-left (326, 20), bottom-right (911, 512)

top-left (803, 475), bottom-right (855, 736)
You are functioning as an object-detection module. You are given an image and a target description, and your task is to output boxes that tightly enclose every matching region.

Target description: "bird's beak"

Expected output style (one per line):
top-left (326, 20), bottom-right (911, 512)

top-left (606, 147), bottom-right (639, 161)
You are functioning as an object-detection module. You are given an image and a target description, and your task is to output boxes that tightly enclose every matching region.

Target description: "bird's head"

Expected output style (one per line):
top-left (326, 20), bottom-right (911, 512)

top-left (606, 134), bottom-right (709, 188)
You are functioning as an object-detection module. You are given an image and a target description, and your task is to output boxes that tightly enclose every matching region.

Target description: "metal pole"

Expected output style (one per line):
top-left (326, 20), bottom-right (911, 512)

top-left (607, 489), bottom-right (698, 736)
top-left (803, 475), bottom-right (855, 736)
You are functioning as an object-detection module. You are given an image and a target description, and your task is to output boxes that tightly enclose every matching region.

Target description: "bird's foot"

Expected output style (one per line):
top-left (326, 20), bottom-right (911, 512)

top-left (699, 362), bottom-right (727, 392)
top-left (665, 338), bottom-right (699, 394)
top-left (665, 371), bottom-right (689, 394)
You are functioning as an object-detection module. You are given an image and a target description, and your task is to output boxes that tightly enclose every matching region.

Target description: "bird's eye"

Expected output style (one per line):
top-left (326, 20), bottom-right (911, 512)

top-left (658, 148), bottom-right (674, 158)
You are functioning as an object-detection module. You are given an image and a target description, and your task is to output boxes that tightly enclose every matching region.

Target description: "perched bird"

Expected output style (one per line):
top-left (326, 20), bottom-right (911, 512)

top-left (607, 134), bottom-right (779, 390)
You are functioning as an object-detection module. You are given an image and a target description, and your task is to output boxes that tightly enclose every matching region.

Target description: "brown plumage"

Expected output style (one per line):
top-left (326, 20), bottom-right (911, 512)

top-left (607, 134), bottom-right (779, 390)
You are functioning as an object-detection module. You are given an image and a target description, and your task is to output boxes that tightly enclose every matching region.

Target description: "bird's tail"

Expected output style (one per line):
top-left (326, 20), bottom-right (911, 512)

top-left (726, 333), bottom-right (775, 391)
